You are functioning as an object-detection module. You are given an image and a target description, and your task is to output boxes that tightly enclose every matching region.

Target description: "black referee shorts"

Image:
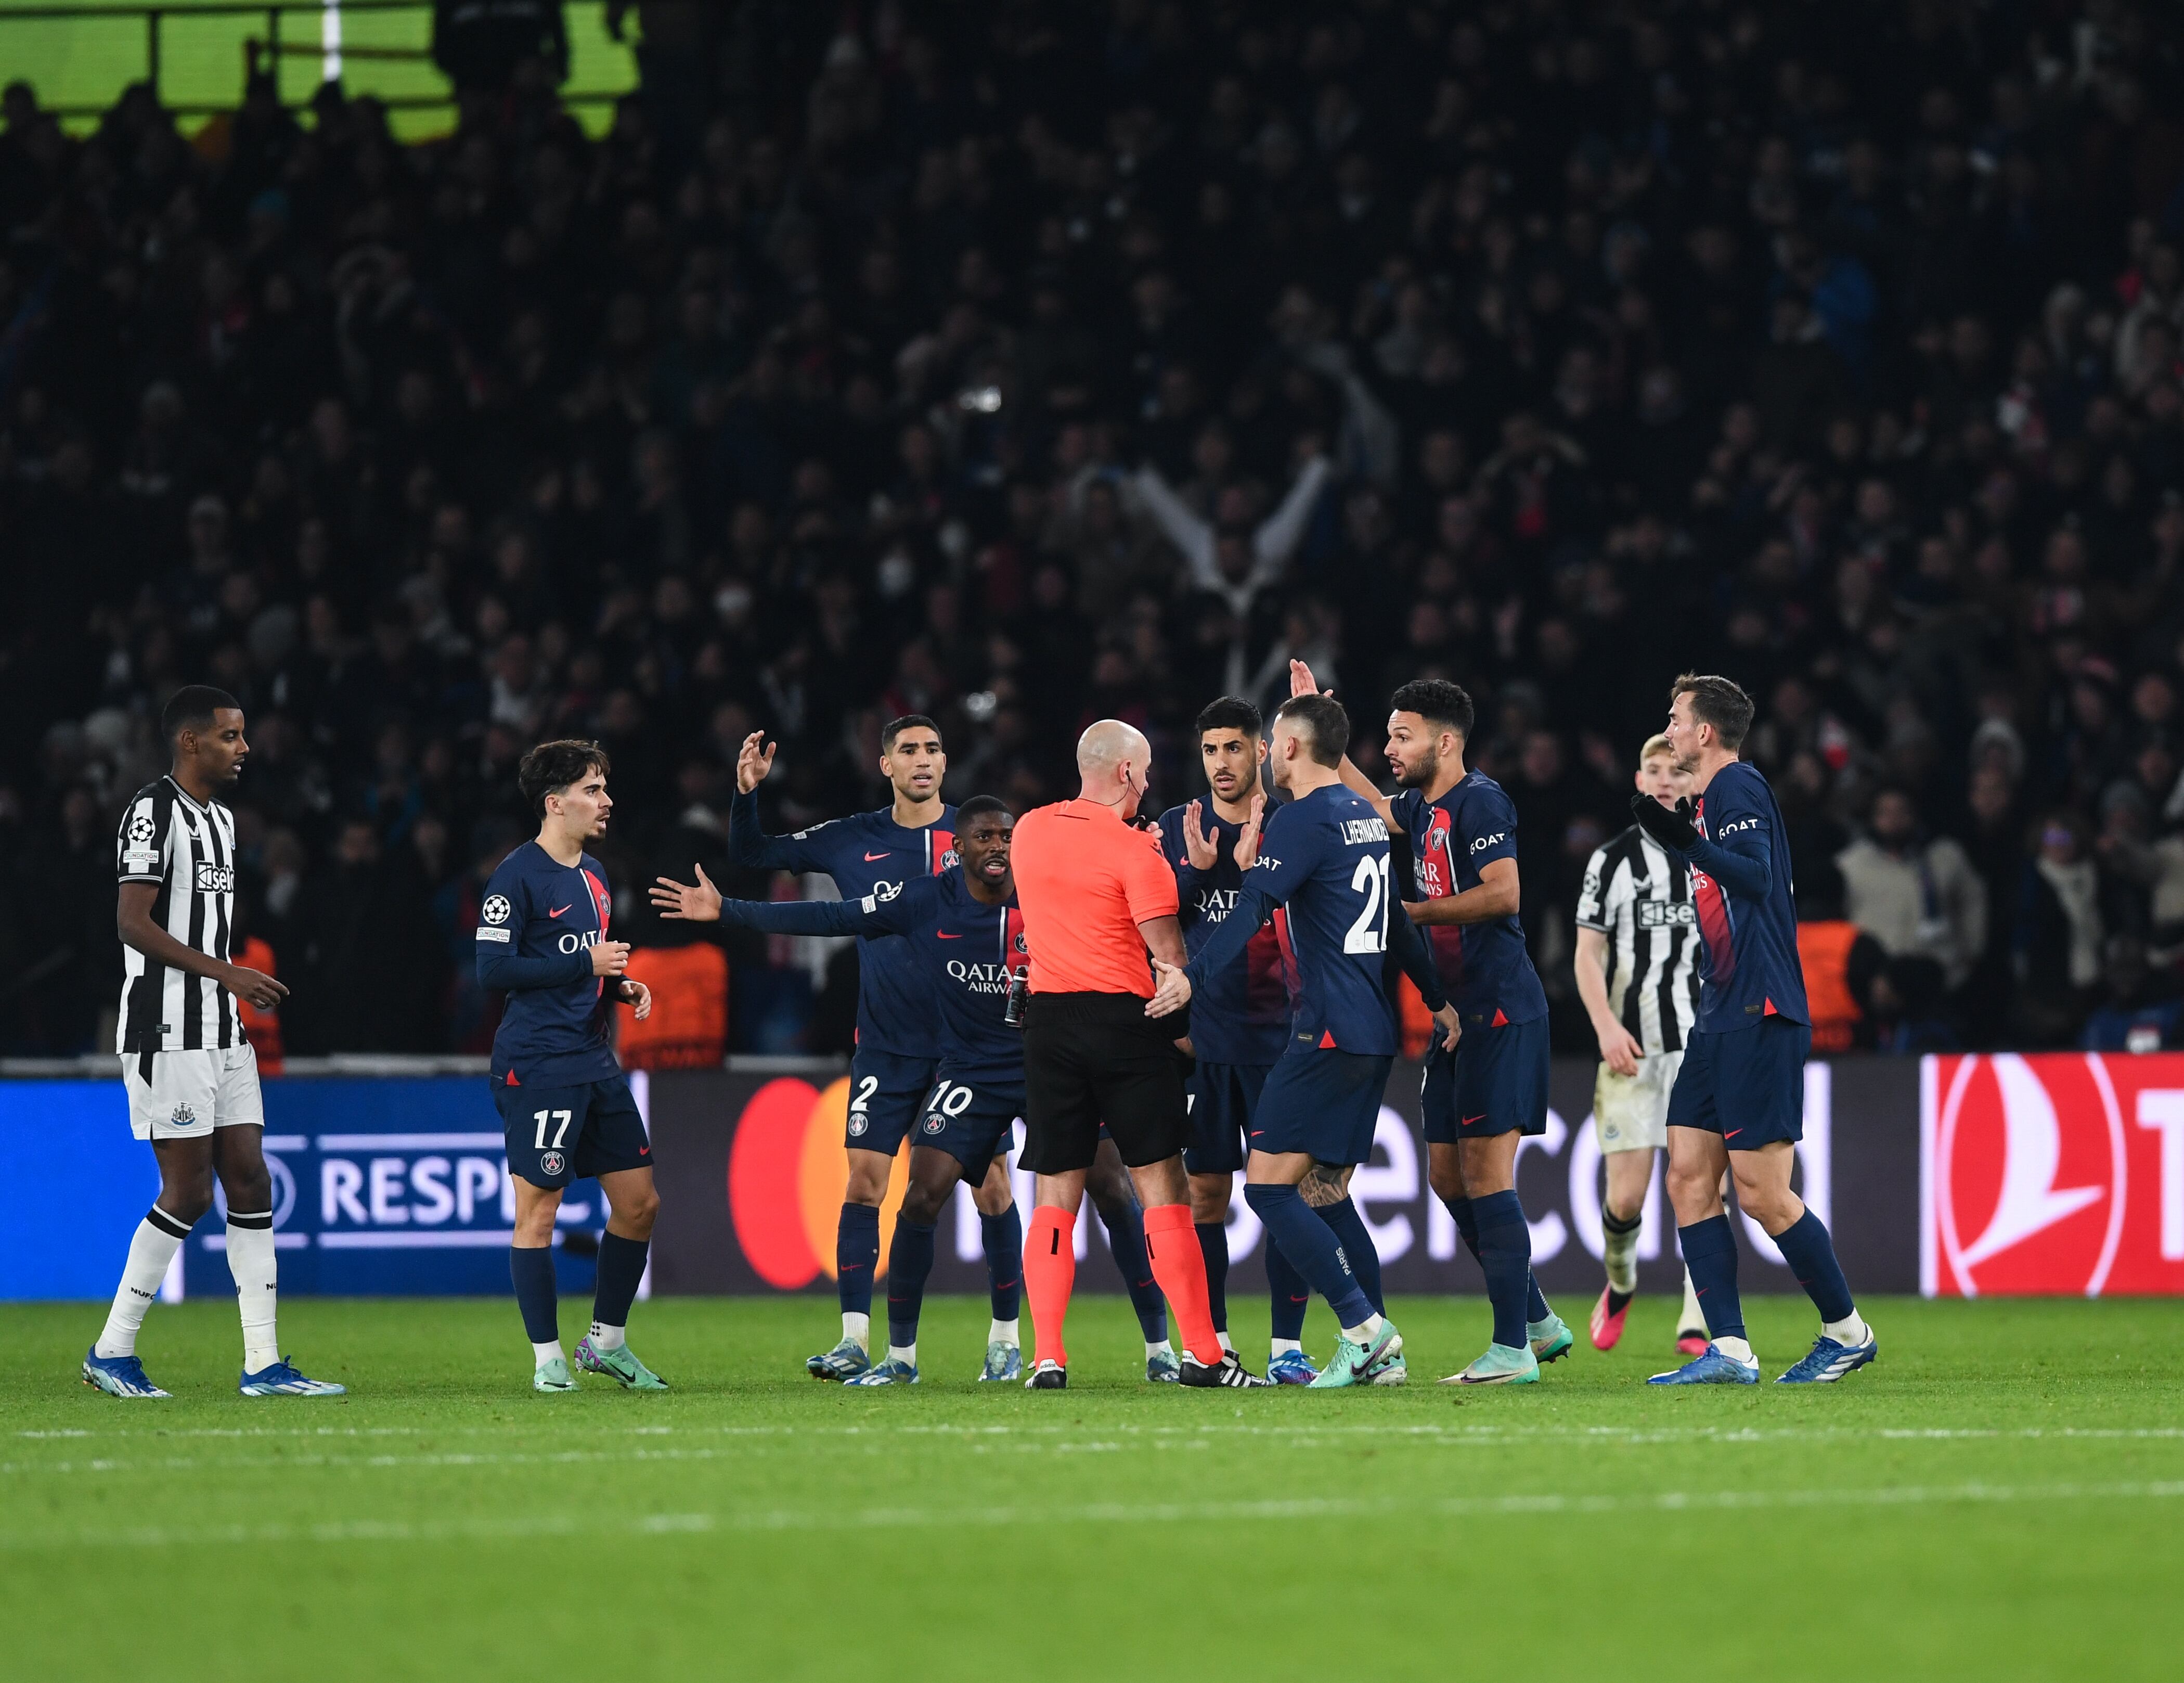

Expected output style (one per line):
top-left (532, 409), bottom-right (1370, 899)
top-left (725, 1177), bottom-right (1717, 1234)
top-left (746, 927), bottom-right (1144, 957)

top-left (1020, 991), bottom-right (1188, 1174)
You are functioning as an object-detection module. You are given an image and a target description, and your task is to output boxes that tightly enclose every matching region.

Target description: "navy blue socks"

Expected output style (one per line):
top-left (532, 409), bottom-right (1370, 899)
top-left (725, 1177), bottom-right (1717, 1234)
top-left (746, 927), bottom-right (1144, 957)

top-left (1317, 1197), bottom-right (1384, 1317)
top-left (886, 1218), bottom-right (938, 1352)
top-left (1266, 1231), bottom-right (1312, 1341)
top-left (1195, 1221), bottom-right (1231, 1334)
top-left (510, 1244), bottom-right (558, 1344)
top-left (1094, 1193), bottom-right (1170, 1342)
top-left (1678, 1213), bottom-right (1746, 1340)
top-left (837, 1201), bottom-right (880, 1317)
top-left (1773, 1208), bottom-right (1855, 1324)
top-left (1471, 1189), bottom-right (1532, 1350)
top-left (1245, 1183), bottom-right (1374, 1328)
top-left (591, 1231), bottom-right (649, 1331)
top-left (980, 1204), bottom-right (1022, 1323)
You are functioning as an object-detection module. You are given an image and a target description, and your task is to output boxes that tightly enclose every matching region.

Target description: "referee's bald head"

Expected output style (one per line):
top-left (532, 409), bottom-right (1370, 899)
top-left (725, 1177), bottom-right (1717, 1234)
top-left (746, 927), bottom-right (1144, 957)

top-left (1076, 718), bottom-right (1153, 817)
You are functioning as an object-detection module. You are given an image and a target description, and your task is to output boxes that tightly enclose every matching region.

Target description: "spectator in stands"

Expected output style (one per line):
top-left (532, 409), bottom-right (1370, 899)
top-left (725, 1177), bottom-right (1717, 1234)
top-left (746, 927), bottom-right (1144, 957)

top-left (1836, 786), bottom-right (1989, 1013)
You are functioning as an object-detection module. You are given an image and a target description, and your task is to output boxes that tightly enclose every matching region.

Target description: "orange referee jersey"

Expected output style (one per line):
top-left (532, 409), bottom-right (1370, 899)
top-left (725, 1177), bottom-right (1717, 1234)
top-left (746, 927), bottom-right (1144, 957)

top-left (1011, 799), bottom-right (1179, 997)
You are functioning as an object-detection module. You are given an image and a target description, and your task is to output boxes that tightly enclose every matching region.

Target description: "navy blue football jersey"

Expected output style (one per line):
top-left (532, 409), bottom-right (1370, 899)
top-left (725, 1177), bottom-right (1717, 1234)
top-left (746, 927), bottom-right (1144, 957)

top-left (1156, 802), bottom-right (1290, 1067)
top-left (1388, 774), bottom-right (1549, 1026)
top-left (727, 870), bottom-right (1025, 1081)
top-left (476, 841), bottom-right (623, 1086)
top-left (1689, 760), bottom-right (1810, 1032)
top-left (1183, 783), bottom-right (1444, 1057)
top-left (729, 788), bottom-right (956, 1055)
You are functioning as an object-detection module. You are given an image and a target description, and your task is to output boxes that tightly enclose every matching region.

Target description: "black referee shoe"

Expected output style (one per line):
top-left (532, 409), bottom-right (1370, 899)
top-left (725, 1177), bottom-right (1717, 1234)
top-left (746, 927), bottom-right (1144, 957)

top-left (1180, 1352), bottom-right (1271, 1389)
top-left (1025, 1359), bottom-right (1067, 1390)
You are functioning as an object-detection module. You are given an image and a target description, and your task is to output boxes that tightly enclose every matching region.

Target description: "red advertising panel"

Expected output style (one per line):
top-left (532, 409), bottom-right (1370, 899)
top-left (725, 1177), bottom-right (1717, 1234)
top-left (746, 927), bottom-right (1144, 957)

top-left (1922, 1052), bottom-right (2184, 1297)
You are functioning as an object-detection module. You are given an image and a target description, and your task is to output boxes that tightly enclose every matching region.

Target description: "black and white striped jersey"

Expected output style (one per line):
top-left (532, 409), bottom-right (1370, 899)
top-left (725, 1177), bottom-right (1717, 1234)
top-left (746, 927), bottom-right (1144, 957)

top-left (1574, 824), bottom-right (1703, 1056)
top-left (114, 777), bottom-right (240, 1053)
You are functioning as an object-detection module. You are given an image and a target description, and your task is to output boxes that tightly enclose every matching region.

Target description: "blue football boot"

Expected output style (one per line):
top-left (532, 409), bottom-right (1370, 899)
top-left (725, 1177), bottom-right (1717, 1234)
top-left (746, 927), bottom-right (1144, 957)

top-left (1647, 1343), bottom-right (1760, 1385)
top-left (1776, 1328), bottom-right (1877, 1384)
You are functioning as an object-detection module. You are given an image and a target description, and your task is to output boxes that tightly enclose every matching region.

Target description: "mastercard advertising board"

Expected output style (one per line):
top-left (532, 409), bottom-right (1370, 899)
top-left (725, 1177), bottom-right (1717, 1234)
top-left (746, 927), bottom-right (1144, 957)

top-left (642, 1059), bottom-right (1929, 1297)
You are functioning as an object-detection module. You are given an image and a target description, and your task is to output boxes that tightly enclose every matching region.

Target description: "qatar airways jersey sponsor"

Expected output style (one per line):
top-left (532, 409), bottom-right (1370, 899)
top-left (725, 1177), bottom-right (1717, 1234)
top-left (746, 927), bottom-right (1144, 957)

top-left (1157, 802), bottom-right (1291, 1066)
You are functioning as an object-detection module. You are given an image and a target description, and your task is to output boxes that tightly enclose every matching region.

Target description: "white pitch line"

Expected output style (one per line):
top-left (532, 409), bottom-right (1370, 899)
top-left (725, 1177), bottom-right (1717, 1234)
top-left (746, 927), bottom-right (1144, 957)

top-left (3, 1480), bottom-right (2182, 1552)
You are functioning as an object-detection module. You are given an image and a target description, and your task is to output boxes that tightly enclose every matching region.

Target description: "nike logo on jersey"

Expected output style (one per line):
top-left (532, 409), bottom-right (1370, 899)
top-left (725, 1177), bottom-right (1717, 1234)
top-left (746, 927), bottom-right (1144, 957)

top-left (864, 851), bottom-right (891, 860)
top-left (936, 931), bottom-right (964, 939)
top-left (548, 905), bottom-right (573, 917)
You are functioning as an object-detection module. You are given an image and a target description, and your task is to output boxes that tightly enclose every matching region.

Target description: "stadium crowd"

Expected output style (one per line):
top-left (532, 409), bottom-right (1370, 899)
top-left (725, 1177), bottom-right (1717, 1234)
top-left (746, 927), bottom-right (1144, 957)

top-left (5, 0), bottom-right (2184, 1059)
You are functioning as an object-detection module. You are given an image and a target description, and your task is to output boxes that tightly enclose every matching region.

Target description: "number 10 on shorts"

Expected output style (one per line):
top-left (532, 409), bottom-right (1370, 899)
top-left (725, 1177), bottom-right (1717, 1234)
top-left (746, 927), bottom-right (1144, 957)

top-left (533, 1109), bottom-right (573, 1150)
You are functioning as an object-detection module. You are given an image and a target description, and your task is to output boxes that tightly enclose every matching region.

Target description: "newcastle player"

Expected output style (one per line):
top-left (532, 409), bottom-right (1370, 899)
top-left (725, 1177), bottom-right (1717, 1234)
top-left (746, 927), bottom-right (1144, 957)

top-left (1574, 735), bottom-right (1709, 1354)
top-left (84, 686), bottom-right (344, 1399)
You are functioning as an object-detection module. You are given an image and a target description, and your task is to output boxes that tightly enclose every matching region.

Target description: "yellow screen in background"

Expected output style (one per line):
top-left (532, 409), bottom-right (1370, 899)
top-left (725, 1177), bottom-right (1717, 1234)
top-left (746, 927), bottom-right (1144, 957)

top-left (0, 2), bottom-right (640, 139)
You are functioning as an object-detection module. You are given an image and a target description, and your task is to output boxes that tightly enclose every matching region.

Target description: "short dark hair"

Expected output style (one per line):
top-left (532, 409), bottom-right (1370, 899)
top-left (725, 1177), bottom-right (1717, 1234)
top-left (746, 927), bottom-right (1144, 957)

top-left (1670, 673), bottom-right (1755, 750)
top-left (954, 794), bottom-right (1011, 827)
top-left (1388, 678), bottom-right (1474, 739)
top-left (1275, 692), bottom-right (1350, 766)
top-left (1195, 696), bottom-right (1263, 739)
top-left (162, 685), bottom-right (240, 743)
top-left (519, 739), bottom-right (612, 816)
top-left (881, 714), bottom-right (941, 752)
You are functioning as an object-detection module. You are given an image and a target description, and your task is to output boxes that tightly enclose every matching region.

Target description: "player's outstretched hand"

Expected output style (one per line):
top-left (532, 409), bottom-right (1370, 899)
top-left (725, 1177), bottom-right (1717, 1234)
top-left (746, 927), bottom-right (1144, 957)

top-left (1288, 658), bottom-right (1327, 698)
top-left (735, 731), bottom-right (777, 794)
top-left (223, 965), bottom-right (289, 1009)
top-left (1431, 1003), bottom-right (1462, 1052)
top-left (1181, 800), bottom-right (1219, 870)
top-left (1596, 1018), bottom-right (1642, 1078)
top-left (623, 980), bottom-right (653, 1022)
top-left (590, 940), bottom-right (632, 977)
top-left (1145, 959), bottom-right (1193, 1019)
top-left (1629, 791), bottom-right (1699, 852)
top-left (649, 863), bottom-right (722, 921)
top-left (1233, 792), bottom-right (1267, 869)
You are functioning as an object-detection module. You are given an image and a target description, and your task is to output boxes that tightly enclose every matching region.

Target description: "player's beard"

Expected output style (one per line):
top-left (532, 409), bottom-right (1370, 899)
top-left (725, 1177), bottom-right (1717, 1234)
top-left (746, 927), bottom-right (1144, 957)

top-left (1395, 744), bottom-right (1439, 788)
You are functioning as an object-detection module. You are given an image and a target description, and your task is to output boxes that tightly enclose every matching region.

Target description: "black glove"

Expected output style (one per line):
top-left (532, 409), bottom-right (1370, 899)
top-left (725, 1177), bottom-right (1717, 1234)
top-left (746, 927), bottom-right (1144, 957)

top-left (1630, 791), bottom-right (1699, 852)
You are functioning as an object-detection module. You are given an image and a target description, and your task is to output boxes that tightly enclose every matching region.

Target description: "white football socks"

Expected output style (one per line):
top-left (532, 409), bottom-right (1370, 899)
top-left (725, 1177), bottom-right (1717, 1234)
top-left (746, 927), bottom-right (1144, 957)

top-left (1217, 1329), bottom-right (1235, 1354)
top-left (588, 1320), bottom-right (626, 1352)
top-left (1145, 1339), bottom-right (1174, 1361)
top-left (842, 1311), bottom-right (871, 1352)
top-left (225, 1214), bottom-right (281, 1374)
top-left (1712, 1334), bottom-right (1756, 1365)
top-left (1270, 1338), bottom-right (1303, 1357)
top-left (1824, 1311), bottom-right (1870, 1347)
top-left (1602, 1217), bottom-right (1639, 1295)
top-left (95, 1210), bottom-right (189, 1359)
top-left (1677, 1268), bottom-right (1706, 1331)
top-left (532, 1340), bottom-right (565, 1367)
top-left (988, 1318), bottom-right (1018, 1347)
top-left (1342, 1312), bottom-right (1385, 1344)
top-left (888, 1343), bottom-right (917, 1368)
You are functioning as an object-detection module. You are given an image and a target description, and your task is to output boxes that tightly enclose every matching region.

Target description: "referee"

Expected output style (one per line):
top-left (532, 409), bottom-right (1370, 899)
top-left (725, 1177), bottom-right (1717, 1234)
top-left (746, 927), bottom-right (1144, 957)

top-left (1010, 720), bottom-right (1261, 1389)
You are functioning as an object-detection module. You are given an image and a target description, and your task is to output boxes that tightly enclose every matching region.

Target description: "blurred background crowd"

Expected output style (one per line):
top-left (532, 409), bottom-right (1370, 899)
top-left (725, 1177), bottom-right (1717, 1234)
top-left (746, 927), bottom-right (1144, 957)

top-left (6, 0), bottom-right (2184, 1059)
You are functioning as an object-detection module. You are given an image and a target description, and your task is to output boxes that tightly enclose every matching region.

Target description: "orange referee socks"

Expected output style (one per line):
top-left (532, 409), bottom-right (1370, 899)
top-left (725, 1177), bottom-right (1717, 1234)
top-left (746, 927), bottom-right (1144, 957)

top-left (1142, 1204), bottom-right (1224, 1365)
top-left (1025, 1206), bottom-right (1076, 1369)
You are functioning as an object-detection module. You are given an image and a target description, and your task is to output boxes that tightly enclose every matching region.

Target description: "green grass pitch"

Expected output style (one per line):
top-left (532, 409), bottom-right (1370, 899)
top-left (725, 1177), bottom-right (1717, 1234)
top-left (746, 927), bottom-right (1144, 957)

top-left (4, 1293), bottom-right (2180, 1681)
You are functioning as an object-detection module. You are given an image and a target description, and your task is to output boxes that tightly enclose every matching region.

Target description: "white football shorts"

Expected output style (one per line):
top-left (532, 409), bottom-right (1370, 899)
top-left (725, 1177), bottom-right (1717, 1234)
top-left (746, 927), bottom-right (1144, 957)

top-left (1592, 1048), bottom-right (1682, 1154)
top-left (122, 1044), bottom-right (264, 1141)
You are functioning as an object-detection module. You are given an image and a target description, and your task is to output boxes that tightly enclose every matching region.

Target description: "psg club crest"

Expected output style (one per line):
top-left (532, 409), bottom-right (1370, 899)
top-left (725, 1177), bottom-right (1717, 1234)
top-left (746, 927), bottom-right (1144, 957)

top-left (481, 895), bottom-right (512, 926)
top-left (539, 1150), bottom-right (567, 1178)
top-left (846, 1114), bottom-right (868, 1137)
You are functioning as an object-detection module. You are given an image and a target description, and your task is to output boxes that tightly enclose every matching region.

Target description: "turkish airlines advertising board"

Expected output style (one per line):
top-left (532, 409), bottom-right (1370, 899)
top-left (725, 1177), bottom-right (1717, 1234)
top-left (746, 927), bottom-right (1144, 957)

top-left (1921, 1052), bottom-right (2184, 1297)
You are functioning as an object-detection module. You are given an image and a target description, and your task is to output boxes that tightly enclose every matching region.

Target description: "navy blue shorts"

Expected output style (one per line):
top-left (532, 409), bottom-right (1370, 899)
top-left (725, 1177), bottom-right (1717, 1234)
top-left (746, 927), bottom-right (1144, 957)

top-left (1186, 1061), bottom-right (1270, 1176)
top-left (1422, 1016), bottom-right (1549, 1143)
top-left (493, 1074), bottom-right (652, 1190)
top-left (844, 1046), bottom-right (939, 1155)
top-left (1248, 1049), bottom-right (1392, 1166)
top-left (914, 1073), bottom-right (1023, 1182)
top-left (1668, 1017), bottom-right (1811, 1149)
